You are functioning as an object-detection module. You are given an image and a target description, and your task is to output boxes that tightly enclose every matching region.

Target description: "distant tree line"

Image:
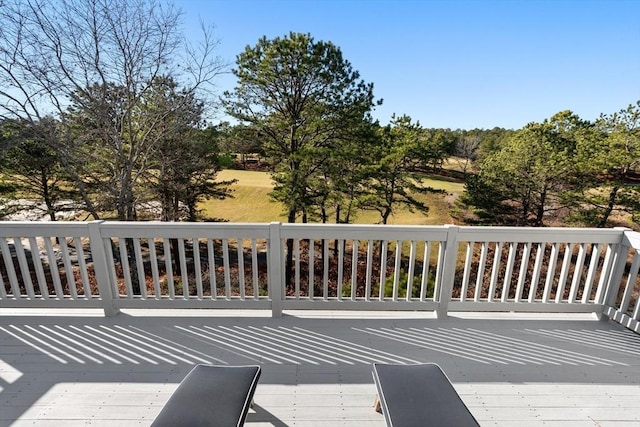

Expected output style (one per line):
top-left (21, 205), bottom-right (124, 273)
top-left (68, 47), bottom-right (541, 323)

top-left (457, 105), bottom-right (639, 228)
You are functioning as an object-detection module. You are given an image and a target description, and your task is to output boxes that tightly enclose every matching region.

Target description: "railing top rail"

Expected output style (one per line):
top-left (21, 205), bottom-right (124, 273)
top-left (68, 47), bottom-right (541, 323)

top-left (95, 221), bottom-right (271, 239)
top-left (457, 226), bottom-right (624, 244)
top-left (280, 223), bottom-right (450, 240)
top-left (0, 221), bottom-right (89, 237)
top-left (0, 221), bottom-right (632, 244)
top-left (622, 230), bottom-right (640, 250)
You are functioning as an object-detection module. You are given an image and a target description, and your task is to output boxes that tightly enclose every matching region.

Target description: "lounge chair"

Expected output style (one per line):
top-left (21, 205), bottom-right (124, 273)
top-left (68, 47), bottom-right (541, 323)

top-left (372, 363), bottom-right (479, 426)
top-left (151, 364), bottom-right (261, 427)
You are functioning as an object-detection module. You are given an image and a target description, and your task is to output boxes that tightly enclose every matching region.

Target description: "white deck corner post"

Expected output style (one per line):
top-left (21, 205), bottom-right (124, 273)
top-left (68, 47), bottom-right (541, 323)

top-left (436, 225), bottom-right (459, 319)
top-left (268, 222), bottom-right (283, 318)
top-left (601, 228), bottom-right (632, 319)
top-left (88, 220), bottom-right (119, 317)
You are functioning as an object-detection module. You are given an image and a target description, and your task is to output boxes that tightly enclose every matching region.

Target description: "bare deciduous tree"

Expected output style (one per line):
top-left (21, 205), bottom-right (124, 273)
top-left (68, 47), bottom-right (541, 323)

top-left (454, 134), bottom-right (481, 176)
top-left (0, 0), bottom-right (226, 220)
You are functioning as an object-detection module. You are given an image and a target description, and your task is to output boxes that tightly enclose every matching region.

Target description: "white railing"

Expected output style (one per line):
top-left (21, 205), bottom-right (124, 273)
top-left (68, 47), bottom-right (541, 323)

top-left (1, 221), bottom-right (638, 331)
top-left (601, 230), bottom-right (640, 332)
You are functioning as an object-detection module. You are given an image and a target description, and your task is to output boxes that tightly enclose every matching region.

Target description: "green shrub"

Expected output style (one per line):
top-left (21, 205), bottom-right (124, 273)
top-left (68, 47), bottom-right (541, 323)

top-left (341, 269), bottom-right (436, 299)
top-left (217, 153), bottom-right (236, 169)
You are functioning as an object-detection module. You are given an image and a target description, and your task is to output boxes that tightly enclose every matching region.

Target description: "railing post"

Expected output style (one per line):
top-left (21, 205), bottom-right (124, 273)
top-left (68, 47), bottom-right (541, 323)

top-left (601, 228), bottom-right (631, 321)
top-left (268, 222), bottom-right (283, 318)
top-left (88, 221), bottom-right (119, 317)
top-left (436, 225), bottom-right (459, 319)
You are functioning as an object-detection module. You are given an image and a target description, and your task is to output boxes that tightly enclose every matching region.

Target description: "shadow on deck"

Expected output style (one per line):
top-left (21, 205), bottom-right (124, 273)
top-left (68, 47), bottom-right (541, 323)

top-left (1, 310), bottom-right (639, 426)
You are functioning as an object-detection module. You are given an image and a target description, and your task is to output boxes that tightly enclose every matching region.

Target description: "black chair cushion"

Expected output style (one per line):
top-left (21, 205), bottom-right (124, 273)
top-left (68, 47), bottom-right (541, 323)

top-left (152, 364), bottom-right (261, 427)
top-left (373, 363), bottom-right (479, 427)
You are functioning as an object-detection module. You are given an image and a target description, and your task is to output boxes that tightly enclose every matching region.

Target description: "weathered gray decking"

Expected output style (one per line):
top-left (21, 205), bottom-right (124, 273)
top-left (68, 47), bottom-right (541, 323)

top-left (1, 309), bottom-right (639, 426)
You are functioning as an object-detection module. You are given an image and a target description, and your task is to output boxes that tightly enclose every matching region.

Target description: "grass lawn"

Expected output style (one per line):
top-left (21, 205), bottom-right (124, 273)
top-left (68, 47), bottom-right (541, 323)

top-left (199, 170), bottom-right (286, 222)
top-left (200, 170), bottom-right (462, 224)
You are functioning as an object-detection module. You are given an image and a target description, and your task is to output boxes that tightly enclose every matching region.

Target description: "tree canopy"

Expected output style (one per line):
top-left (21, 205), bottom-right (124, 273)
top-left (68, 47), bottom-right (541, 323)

top-left (361, 115), bottom-right (443, 224)
top-left (224, 32), bottom-right (380, 223)
top-left (458, 106), bottom-right (639, 228)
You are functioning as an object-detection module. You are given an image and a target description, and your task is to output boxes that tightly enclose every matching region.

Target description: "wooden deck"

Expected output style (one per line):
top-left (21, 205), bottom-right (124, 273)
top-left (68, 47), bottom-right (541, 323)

top-left (1, 309), bottom-right (639, 426)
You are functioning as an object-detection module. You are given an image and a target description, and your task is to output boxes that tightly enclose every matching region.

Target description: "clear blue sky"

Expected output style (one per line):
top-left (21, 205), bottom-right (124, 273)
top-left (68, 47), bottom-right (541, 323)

top-left (176, 0), bottom-right (640, 130)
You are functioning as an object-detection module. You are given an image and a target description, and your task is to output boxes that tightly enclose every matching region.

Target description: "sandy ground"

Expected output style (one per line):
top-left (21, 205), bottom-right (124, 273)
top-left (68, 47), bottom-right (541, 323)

top-left (1, 199), bottom-right (82, 221)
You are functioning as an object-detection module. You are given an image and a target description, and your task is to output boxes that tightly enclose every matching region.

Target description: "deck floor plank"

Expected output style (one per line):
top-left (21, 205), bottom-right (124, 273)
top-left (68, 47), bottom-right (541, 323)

top-left (1, 310), bottom-right (639, 426)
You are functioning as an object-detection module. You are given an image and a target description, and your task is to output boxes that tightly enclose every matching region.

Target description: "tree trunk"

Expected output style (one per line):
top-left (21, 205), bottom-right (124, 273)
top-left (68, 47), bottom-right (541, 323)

top-left (597, 186), bottom-right (619, 228)
top-left (170, 238), bottom-right (182, 278)
top-left (187, 199), bottom-right (197, 222)
top-left (344, 201), bottom-right (353, 224)
top-left (285, 208), bottom-right (296, 291)
top-left (520, 191), bottom-right (530, 226)
top-left (173, 196), bottom-right (180, 221)
top-left (534, 188), bottom-right (547, 227)
top-left (125, 238), bottom-right (141, 294)
top-left (333, 205), bottom-right (341, 257)
top-left (382, 208), bottom-right (391, 225)
top-left (40, 168), bottom-right (57, 222)
top-left (58, 150), bottom-right (100, 220)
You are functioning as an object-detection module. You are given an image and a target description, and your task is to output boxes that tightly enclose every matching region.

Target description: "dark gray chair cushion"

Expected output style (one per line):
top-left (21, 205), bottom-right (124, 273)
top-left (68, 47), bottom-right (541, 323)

top-left (373, 363), bottom-right (480, 427)
top-left (152, 364), bottom-right (261, 427)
